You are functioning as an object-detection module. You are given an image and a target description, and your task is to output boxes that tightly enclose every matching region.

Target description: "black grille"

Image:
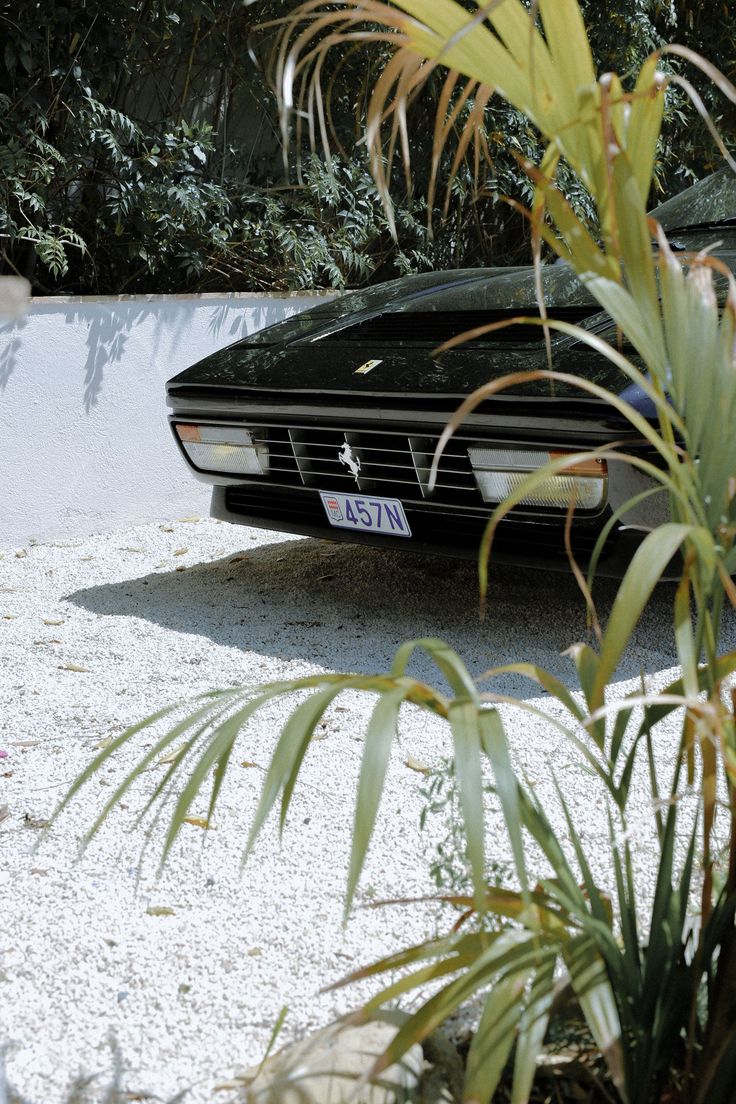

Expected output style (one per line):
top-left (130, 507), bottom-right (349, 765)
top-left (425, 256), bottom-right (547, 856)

top-left (221, 420), bottom-right (610, 560)
top-left (182, 421), bottom-right (612, 527)
top-left (263, 424), bottom-right (485, 507)
top-left (328, 306), bottom-right (598, 345)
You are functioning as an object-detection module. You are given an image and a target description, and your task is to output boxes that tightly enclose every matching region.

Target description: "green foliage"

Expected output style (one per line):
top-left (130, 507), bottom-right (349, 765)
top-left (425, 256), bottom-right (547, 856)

top-left (1, 0), bottom-right (735, 293)
top-left (235, 157), bottom-right (435, 290)
top-left (419, 759), bottom-right (513, 897)
top-left (0, 0), bottom-right (433, 292)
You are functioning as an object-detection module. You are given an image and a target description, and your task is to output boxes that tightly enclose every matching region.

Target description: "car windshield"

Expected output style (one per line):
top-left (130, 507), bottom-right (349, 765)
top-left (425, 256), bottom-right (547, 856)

top-left (649, 168), bottom-right (736, 231)
top-left (376, 261), bottom-right (593, 314)
top-left (242, 263), bottom-right (597, 345)
top-left (240, 269), bottom-right (501, 345)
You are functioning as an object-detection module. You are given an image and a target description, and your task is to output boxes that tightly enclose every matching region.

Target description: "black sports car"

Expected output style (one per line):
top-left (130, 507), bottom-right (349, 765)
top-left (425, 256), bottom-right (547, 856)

top-left (167, 172), bottom-right (736, 574)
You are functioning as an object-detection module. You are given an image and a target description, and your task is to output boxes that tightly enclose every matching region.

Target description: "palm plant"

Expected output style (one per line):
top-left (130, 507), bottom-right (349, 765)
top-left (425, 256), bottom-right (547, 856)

top-left (58, 3), bottom-right (736, 1101)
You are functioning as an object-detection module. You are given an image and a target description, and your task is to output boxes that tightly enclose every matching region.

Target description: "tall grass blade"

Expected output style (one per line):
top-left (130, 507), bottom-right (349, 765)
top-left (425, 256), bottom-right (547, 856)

top-left (448, 700), bottom-right (487, 908)
top-left (593, 524), bottom-right (693, 707)
top-left (347, 686), bottom-right (408, 914)
top-left (479, 709), bottom-right (530, 898)
top-left (391, 637), bottom-right (478, 701)
top-left (463, 969), bottom-right (532, 1104)
top-left (565, 935), bottom-right (627, 1100)
top-left (511, 959), bottom-right (555, 1104)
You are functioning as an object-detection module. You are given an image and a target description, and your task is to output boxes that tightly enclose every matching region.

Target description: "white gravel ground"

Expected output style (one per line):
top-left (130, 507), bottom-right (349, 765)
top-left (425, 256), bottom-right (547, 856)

top-left (1, 517), bottom-right (731, 1102)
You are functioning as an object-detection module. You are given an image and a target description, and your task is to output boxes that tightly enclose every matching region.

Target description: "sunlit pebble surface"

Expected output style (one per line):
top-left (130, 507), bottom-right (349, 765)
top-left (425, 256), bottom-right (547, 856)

top-left (1, 518), bottom-right (734, 1103)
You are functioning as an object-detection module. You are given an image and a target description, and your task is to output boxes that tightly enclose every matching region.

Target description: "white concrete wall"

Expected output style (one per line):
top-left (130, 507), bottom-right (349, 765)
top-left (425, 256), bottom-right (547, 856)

top-left (0, 292), bottom-right (336, 546)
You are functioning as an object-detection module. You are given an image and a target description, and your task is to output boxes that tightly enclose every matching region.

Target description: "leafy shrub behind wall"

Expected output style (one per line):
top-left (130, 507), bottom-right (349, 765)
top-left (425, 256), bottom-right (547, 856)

top-left (0, 0), bottom-right (734, 295)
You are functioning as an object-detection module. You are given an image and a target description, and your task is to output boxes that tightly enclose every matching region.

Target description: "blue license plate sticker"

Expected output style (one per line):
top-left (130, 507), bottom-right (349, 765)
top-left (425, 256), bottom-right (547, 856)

top-left (319, 491), bottom-right (411, 538)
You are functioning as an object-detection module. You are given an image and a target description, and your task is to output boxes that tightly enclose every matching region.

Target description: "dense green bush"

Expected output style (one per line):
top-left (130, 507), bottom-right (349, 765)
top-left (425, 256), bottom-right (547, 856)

top-left (0, 0), bottom-right (734, 294)
top-left (0, 1), bottom-right (427, 292)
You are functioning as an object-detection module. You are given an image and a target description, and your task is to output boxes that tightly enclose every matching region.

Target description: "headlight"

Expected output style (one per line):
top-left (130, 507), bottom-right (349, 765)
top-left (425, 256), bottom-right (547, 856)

top-left (174, 424), bottom-right (269, 476)
top-left (468, 446), bottom-right (607, 510)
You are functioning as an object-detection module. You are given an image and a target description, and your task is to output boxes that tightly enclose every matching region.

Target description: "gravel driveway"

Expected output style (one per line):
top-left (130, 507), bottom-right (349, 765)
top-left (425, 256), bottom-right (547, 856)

top-left (1, 517), bottom-right (724, 1102)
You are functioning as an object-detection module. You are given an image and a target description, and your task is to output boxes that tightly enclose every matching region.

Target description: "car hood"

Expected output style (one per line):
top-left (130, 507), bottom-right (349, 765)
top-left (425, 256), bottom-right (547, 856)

top-left (168, 263), bottom-right (626, 404)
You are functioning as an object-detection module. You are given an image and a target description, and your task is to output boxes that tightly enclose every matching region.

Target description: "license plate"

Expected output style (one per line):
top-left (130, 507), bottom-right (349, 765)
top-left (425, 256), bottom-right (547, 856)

top-left (319, 491), bottom-right (412, 538)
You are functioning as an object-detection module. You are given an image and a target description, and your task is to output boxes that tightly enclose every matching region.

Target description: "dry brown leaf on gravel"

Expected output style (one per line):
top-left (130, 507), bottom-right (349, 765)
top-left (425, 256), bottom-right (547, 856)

top-left (404, 755), bottom-right (431, 774)
top-left (146, 906), bottom-right (176, 917)
top-left (183, 816), bottom-right (213, 829)
top-left (156, 744), bottom-right (187, 767)
top-left (173, 547), bottom-right (188, 556)
top-left (43, 618), bottom-right (64, 625)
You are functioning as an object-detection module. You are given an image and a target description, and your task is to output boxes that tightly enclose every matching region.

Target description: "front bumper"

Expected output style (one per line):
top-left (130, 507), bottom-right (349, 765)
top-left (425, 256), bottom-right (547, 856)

top-left (209, 483), bottom-right (664, 578)
top-left (167, 397), bottom-right (673, 578)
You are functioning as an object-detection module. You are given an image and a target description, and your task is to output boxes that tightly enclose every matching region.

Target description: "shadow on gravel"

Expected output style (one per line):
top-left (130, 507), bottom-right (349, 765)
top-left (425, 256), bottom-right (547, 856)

top-left (64, 533), bottom-right (705, 698)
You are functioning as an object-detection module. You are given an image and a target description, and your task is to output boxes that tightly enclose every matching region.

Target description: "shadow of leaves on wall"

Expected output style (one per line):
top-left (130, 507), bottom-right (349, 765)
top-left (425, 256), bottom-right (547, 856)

top-left (70, 303), bottom-right (156, 412)
top-left (0, 318), bottom-right (27, 391)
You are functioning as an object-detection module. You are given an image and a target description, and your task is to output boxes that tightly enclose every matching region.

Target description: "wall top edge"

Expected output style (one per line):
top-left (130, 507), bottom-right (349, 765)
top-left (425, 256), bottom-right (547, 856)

top-left (23, 289), bottom-right (341, 306)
